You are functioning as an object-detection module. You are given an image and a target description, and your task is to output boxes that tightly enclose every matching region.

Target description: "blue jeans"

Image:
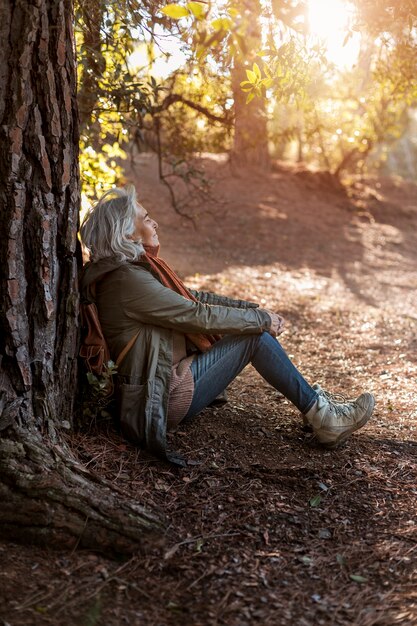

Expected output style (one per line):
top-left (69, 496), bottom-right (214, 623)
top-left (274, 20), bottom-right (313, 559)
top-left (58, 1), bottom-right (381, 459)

top-left (184, 332), bottom-right (318, 420)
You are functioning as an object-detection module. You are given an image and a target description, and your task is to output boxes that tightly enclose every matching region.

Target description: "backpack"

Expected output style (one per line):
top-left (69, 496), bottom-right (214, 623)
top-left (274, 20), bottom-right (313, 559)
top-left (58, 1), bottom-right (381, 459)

top-left (79, 298), bottom-right (139, 387)
top-left (79, 301), bottom-right (111, 377)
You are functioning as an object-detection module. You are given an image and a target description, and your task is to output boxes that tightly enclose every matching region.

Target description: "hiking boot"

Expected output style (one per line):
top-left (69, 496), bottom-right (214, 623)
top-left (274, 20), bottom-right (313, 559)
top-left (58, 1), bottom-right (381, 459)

top-left (311, 382), bottom-right (350, 403)
top-left (302, 383), bottom-right (355, 427)
top-left (304, 390), bottom-right (375, 449)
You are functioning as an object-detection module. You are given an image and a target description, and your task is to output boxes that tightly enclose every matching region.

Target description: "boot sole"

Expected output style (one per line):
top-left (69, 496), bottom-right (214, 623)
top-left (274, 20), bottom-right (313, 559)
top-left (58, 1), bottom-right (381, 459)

top-left (319, 395), bottom-right (375, 449)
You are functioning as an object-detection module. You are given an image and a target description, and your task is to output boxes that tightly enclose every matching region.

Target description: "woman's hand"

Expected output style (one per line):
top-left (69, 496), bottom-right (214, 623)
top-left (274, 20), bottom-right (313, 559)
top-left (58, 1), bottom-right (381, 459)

top-left (263, 310), bottom-right (286, 337)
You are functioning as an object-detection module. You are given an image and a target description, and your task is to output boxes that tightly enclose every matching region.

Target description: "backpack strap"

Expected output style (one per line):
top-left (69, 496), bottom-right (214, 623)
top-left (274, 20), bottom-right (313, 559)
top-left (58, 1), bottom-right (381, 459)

top-left (116, 331), bottom-right (140, 367)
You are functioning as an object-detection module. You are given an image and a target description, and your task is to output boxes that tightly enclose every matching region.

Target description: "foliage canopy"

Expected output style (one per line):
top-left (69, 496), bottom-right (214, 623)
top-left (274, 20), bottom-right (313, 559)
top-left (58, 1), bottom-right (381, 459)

top-left (75, 0), bottom-right (417, 203)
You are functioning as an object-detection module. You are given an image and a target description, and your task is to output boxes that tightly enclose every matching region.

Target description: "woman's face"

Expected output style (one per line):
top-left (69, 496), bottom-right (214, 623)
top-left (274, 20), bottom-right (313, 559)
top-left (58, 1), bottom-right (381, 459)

top-left (130, 204), bottom-right (159, 247)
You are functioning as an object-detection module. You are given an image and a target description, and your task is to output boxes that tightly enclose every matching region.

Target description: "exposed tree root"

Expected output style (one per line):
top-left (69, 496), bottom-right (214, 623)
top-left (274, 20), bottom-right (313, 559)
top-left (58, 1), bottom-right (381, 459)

top-left (0, 428), bottom-right (164, 556)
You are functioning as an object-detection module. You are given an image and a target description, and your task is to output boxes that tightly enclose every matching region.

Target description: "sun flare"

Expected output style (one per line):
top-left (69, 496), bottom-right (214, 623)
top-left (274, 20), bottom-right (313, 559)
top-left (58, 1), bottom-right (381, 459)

top-left (307, 0), bottom-right (360, 68)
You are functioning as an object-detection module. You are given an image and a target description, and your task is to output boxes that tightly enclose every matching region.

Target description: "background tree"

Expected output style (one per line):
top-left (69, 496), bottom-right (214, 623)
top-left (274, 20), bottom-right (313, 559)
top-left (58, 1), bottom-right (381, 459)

top-left (73, 0), bottom-right (417, 200)
top-left (158, 0), bottom-right (416, 182)
top-left (161, 0), bottom-right (313, 170)
top-left (75, 0), bottom-right (232, 210)
top-left (75, 0), bottom-right (162, 200)
top-left (226, 0), bottom-right (270, 168)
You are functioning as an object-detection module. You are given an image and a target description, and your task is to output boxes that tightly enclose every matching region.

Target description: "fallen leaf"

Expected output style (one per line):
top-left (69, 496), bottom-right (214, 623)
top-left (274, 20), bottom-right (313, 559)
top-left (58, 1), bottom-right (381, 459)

top-left (309, 494), bottom-right (321, 507)
top-left (350, 574), bottom-right (368, 583)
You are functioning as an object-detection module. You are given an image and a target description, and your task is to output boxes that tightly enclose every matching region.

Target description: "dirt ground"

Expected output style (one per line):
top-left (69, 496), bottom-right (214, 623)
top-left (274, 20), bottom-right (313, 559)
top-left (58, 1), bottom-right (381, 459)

top-left (1, 155), bottom-right (416, 626)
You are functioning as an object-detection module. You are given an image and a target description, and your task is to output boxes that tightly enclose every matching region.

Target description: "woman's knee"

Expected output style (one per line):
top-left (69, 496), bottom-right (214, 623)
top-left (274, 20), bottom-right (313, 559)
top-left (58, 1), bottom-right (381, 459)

top-left (259, 330), bottom-right (277, 346)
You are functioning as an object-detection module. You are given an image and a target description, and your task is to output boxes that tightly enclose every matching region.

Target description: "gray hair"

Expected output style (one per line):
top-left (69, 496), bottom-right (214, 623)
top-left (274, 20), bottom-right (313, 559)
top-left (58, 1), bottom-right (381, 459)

top-left (80, 185), bottom-right (145, 262)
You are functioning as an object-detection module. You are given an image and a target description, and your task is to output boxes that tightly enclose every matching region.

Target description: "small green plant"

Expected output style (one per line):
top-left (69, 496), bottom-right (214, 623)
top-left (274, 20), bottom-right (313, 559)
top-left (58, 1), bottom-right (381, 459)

top-left (81, 361), bottom-right (118, 426)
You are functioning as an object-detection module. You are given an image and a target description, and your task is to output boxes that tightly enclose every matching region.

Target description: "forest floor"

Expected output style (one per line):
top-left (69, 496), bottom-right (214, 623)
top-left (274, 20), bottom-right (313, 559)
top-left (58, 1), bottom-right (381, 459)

top-left (1, 155), bottom-right (417, 626)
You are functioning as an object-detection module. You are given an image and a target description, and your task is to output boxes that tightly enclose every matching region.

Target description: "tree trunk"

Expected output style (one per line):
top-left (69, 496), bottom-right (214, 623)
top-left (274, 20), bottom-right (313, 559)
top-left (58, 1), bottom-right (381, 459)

top-left (77, 0), bottom-right (105, 132)
top-left (0, 0), bottom-right (162, 553)
top-left (0, 0), bottom-right (80, 429)
top-left (231, 59), bottom-right (270, 170)
top-left (230, 0), bottom-right (270, 170)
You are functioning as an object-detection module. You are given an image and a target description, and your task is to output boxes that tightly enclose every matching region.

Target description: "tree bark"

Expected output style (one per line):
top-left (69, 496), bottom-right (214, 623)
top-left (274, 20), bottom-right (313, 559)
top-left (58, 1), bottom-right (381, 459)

top-left (0, 0), bottom-right (80, 428)
top-left (0, 430), bottom-right (164, 555)
top-left (0, 0), bottom-right (163, 553)
top-left (77, 0), bottom-right (105, 132)
top-left (230, 0), bottom-right (270, 170)
top-left (231, 59), bottom-right (270, 170)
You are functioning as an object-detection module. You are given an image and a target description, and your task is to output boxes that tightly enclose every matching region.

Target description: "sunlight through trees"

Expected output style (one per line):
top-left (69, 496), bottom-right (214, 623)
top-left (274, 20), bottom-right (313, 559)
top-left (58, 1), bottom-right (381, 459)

top-left (75, 0), bottom-right (417, 205)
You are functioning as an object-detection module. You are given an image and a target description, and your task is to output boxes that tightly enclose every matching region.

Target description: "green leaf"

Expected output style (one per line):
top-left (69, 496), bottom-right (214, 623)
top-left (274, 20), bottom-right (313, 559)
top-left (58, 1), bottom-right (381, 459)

top-left (350, 574), bottom-right (368, 583)
top-left (160, 5), bottom-right (189, 19)
top-left (246, 92), bottom-right (255, 104)
top-left (187, 2), bottom-right (205, 19)
top-left (309, 494), bottom-right (321, 507)
top-left (299, 555), bottom-right (313, 565)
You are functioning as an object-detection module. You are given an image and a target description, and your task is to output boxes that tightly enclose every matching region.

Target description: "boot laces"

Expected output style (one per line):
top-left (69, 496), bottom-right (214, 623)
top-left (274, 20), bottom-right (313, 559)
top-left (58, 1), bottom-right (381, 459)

top-left (319, 389), bottom-right (353, 404)
top-left (333, 402), bottom-right (355, 418)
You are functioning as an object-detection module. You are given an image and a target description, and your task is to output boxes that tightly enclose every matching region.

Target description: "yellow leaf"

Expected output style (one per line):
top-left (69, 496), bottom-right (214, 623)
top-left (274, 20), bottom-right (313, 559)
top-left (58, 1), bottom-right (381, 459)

top-left (253, 62), bottom-right (261, 78)
top-left (187, 2), bottom-right (205, 19)
top-left (196, 44), bottom-right (206, 60)
top-left (246, 69), bottom-right (257, 83)
top-left (161, 4), bottom-right (189, 19)
top-left (246, 92), bottom-right (255, 104)
top-left (211, 17), bottom-right (232, 31)
top-left (261, 78), bottom-right (273, 88)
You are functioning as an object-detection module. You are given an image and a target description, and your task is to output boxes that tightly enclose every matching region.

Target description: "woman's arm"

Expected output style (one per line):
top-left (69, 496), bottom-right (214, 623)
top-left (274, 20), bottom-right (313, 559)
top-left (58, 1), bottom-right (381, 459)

top-left (120, 266), bottom-right (271, 335)
top-left (188, 288), bottom-right (259, 309)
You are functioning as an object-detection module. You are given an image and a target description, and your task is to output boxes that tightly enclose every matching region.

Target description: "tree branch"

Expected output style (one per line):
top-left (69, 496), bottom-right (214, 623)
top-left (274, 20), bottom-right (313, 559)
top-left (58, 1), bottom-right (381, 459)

top-left (155, 93), bottom-right (233, 127)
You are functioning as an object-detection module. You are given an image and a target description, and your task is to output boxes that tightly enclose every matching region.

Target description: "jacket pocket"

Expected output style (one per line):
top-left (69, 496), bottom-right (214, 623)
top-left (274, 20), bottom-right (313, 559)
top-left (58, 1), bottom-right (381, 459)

top-left (118, 383), bottom-right (147, 445)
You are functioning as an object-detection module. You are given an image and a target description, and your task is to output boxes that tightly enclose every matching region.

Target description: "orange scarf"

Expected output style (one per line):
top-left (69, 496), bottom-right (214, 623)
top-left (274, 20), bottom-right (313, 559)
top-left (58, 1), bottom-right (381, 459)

top-left (143, 246), bottom-right (220, 352)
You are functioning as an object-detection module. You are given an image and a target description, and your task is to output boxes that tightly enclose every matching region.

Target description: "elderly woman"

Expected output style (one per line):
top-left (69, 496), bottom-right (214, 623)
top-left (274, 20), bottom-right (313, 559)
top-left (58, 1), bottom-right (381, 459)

top-left (79, 186), bottom-right (375, 464)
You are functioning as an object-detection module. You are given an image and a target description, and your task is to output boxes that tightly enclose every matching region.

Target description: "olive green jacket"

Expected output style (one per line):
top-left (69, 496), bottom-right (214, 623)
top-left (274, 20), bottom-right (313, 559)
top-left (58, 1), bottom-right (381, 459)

top-left (80, 257), bottom-right (271, 464)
